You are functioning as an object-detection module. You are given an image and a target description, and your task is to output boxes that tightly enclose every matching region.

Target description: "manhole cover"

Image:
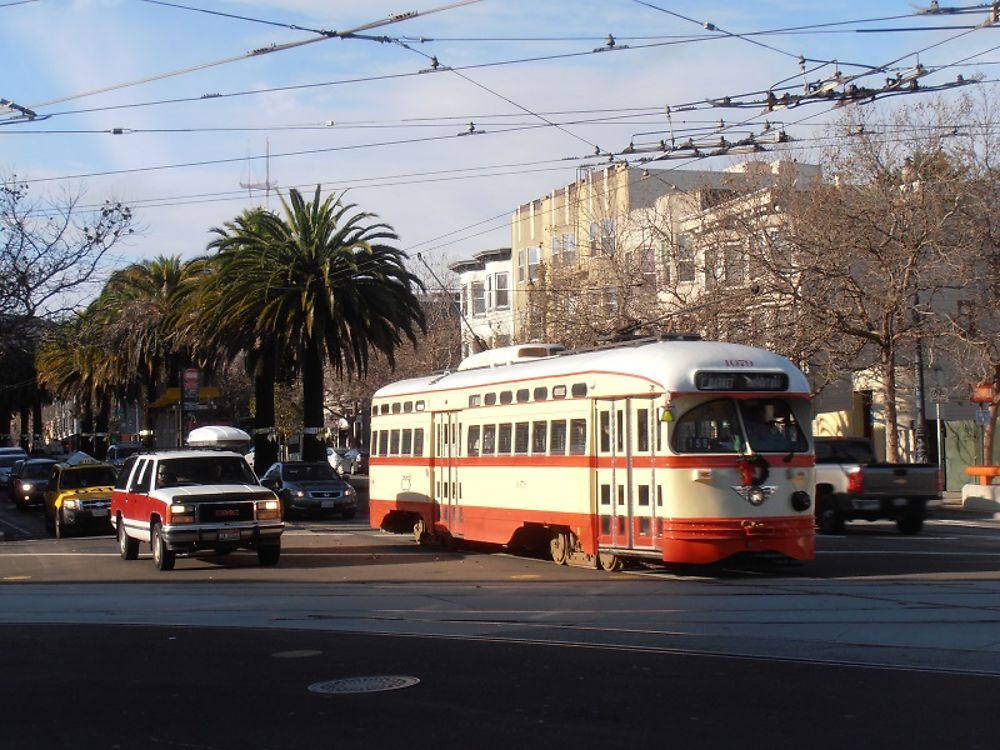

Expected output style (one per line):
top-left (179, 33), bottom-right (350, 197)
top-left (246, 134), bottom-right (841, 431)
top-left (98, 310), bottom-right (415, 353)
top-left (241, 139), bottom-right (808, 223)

top-left (308, 676), bottom-right (420, 695)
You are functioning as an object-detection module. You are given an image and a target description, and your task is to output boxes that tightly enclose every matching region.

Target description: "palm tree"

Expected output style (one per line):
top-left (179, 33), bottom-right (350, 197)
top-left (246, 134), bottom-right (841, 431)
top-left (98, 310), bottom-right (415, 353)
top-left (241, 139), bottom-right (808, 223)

top-left (95, 256), bottom-right (203, 446)
top-left (207, 187), bottom-right (425, 461)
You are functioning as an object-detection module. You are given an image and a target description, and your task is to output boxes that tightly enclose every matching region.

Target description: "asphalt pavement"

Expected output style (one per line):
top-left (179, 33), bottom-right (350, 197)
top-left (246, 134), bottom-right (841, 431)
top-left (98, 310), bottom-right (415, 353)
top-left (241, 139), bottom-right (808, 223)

top-left (3, 623), bottom-right (996, 750)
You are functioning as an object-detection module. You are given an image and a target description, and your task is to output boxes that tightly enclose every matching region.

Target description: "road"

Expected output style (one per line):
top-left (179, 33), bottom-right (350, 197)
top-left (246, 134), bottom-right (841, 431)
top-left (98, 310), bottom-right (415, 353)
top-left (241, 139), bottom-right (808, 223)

top-left (2, 490), bottom-right (1000, 749)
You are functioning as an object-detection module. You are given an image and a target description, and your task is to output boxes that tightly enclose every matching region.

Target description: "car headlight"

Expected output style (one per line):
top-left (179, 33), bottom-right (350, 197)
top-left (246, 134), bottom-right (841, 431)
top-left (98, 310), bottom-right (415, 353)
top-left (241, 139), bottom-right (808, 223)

top-left (295, 490), bottom-right (305, 497)
top-left (345, 487), bottom-right (356, 496)
top-left (20, 482), bottom-right (33, 492)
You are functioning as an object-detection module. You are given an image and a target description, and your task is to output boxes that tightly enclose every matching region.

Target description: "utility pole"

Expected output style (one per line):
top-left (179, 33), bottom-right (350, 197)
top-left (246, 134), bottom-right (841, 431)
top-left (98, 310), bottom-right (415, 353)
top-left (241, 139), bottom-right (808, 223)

top-left (240, 139), bottom-right (277, 208)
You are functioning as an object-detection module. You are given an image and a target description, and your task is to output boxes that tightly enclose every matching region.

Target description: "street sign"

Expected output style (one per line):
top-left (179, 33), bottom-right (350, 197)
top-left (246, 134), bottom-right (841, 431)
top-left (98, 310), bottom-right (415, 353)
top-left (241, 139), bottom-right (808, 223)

top-left (972, 382), bottom-right (995, 403)
top-left (929, 386), bottom-right (947, 403)
top-left (976, 406), bottom-right (990, 425)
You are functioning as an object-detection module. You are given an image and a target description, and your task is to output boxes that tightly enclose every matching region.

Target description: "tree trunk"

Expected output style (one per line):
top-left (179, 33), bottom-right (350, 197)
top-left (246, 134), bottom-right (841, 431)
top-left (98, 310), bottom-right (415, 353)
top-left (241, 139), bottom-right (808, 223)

top-left (143, 378), bottom-right (157, 448)
top-left (81, 397), bottom-right (95, 457)
top-left (301, 338), bottom-right (326, 462)
top-left (31, 394), bottom-right (43, 454)
top-left (95, 392), bottom-right (111, 460)
top-left (19, 405), bottom-right (29, 452)
top-left (882, 347), bottom-right (900, 463)
top-left (253, 346), bottom-right (278, 471)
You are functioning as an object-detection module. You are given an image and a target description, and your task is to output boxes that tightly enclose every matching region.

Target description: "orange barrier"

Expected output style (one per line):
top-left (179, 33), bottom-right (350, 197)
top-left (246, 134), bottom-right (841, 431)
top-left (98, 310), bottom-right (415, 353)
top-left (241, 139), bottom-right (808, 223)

top-left (964, 465), bottom-right (1000, 486)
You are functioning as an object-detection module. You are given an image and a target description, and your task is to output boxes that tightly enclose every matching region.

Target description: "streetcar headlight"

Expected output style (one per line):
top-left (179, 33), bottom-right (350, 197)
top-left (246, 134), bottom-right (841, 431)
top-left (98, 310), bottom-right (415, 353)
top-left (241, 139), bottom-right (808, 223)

top-left (791, 491), bottom-right (811, 512)
top-left (747, 487), bottom-right (767, 506)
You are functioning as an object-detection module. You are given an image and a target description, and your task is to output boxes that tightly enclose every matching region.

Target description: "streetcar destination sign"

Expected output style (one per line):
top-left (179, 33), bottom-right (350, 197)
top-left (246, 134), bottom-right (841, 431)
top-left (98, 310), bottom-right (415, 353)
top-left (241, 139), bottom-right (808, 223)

top-left (695, 371), bottom-right (789, 391)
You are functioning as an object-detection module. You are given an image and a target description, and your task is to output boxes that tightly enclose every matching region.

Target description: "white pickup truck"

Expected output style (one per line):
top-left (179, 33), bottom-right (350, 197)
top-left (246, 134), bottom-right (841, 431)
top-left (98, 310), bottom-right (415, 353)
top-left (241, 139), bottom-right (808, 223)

top-left (814, 437), bottom-right (942, 535)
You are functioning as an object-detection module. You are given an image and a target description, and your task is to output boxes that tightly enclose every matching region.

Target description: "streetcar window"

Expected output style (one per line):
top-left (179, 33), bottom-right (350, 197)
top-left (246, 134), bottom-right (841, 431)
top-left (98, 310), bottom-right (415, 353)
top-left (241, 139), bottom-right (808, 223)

top-left (514, 422), bottom-right (529, 454)
top-left (378, 431), bottom-right (389, 455)
top-left (516, 389), bottom-right (530, 403)
top-left (500, 391), bottom-right (513, 405)
top-left (391, 402), bottom-right (401, 414)
top-left (637, 409), bottom-right (649, 452)
top-left (498, 424), bottom-right (513, 454)
top-left (485, 393), bottom-right (497, 406)
top-left (738, 399), bottom-right (808, 454)
top-left (657, 420), bottom-right (663, 452)
top-left (469, 394), bottom-right (481, 408)
top-left (550, 420), bottom-right (567, 454)
top-left (657, 485), bottom-right (663, 507)
top-left (371, 405), bottom-right (377, 417)
top-left (371, 430), bottom-right (378, 456)
top-left (618, 484), bottom-right (625, 506)
top-left (599, 411), bottom-right (611, 453)
top-left (467, 425), bottom-right (481, 456)
top-left (531, 421), bottom-right (547, 454)
top-left (533, 387), bottom-right (548, 401)
top-left (401, 429), bottom-right (413, 455)
top-left (413, 429), bottom-right (424, 456)
top-left (403, 401), bottom-right (413, 413)
top-left (640, 517), bottom-right (650, 535)
top-left (380, 404), bottom-right (389, 415)
top-left (616, 410), bottom-right (624, 453)
top-left (482, 425), bottom-right (497, 454)
top-left (390, 430), bottom-right (401, 455)
top-left (600, 484), bottom-right (611, 506)
top-left (672, 399), bottom-right (739, 453)
top-left (415, 401), bottom-right (426, 412)
top-left (638, 485), bottom-right (650, 506)
top-left (571, 383), bottom-right (588, 397)
top-left (569, 419), bottom-right (587, 455)
top-left (552, 385), bottom-right (567, 399)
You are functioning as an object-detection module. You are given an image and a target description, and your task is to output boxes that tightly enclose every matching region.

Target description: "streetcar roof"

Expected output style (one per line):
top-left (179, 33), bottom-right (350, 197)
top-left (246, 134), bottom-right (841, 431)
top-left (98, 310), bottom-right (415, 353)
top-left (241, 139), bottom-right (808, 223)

top-left (373, 339), bottom-right (810, 400)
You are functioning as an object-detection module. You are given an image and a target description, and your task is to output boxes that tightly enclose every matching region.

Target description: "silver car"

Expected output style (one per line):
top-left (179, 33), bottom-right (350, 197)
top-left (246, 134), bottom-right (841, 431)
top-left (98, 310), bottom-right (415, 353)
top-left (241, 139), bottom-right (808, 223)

top-left (259, 461), bottom-right (357, 519)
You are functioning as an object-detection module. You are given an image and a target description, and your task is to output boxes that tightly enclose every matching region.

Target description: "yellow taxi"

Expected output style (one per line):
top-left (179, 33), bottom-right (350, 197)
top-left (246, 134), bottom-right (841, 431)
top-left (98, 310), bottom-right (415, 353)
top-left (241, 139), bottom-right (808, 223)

top-left (43, 458), bottom-right (118, 538)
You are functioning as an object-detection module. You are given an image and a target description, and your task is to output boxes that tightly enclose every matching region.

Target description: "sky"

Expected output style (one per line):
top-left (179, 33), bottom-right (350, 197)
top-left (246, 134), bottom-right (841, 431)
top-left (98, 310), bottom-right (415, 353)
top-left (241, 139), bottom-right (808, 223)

top-left (2, 0), bottom-right (998, 285)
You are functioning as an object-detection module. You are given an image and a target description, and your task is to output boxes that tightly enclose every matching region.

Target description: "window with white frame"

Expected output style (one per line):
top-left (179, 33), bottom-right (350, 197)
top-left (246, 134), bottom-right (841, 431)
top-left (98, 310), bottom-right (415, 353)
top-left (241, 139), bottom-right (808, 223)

top-left (527, 247), bottom-right (540, 282)
top-left (588, 222), bottom-right (599, 256)
top-left (494, 272), bottom-right (510, 308)
top-left (562, 233), bottom-right (576, 265)
top-left (600, 218), bottom-right (616, 254)
top-left (677, 234), bottom-right (695, 283)
top-left (471, 281), bottom-right (486, 315)
top-left (517, 250), bottom-right (525, 283)
top-left (723, 242), bottom-right (745, 286)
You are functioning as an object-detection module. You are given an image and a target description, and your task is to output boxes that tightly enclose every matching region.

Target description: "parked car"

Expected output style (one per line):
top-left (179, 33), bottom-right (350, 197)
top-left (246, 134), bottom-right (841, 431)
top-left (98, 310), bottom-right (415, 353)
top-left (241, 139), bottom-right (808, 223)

top-left (43, 459), bottom-right (117, 537)
top-left (6, 457), bottom-right (26, 497)
top-left (106, 442), bottom-right (142, 470)
top-left (328, 447), bottom-right (366, 475)
top-left (12, 457), bottom-right (59, 511)
top-left (0, 450), bottom-right (27, 491)
top-left (260, 461), bottom-right (357, 519)
top-left (814, 436), bottom-right (942, 534)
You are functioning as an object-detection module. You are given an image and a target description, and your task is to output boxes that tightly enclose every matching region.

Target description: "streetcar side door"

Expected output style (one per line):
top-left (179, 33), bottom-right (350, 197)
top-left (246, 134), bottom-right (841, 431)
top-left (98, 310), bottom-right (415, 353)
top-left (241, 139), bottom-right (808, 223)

top-left (596, 399), bottom-right (629, 550)
top-left (433, 411), bottom-right (462, 538)
top-left (595, 398), bottom-right (658, 553)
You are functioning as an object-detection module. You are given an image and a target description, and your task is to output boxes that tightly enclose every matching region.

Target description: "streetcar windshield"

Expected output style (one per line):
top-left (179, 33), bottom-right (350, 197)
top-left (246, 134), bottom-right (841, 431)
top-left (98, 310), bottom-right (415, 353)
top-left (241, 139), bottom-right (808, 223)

top-left (672, 398), bottom-right (807, 454)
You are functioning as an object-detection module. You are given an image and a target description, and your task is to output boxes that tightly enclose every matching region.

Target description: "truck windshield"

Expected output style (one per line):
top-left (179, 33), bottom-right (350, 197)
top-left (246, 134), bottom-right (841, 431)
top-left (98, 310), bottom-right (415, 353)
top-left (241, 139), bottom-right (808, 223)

top-left (157, 456), bottom-right (257, 487)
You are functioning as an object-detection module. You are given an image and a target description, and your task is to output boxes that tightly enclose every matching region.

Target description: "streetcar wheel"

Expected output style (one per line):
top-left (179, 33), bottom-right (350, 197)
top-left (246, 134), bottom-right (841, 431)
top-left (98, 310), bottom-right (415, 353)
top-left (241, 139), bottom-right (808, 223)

top-left (118, 520), bottom-right (138, 560)
top-left (598, 552), bottom-right (623, 572)
top-left (151, 522), bottom-right (175, 571)
top-left (413, 517), bottom-right (428, 545)
top-left (257, 544), bottom-right (281, 566)
top-left (549, 531), bottom-right (570, 565)
top-left (896, 511), bottom-right (924, 535)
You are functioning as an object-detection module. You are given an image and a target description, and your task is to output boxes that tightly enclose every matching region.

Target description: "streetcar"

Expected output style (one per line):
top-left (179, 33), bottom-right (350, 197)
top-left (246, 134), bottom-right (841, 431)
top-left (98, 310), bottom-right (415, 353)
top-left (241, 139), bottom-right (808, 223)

top-left (368, 335), bottom-right (815, 569)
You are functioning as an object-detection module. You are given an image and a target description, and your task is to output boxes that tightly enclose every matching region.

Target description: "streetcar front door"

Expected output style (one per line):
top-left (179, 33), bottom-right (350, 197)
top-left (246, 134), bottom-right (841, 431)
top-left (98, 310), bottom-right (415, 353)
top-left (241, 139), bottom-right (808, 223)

top-left (595, 398), bottom-right (658, 554)
top-left (434, 412), bottom-right (461, 537)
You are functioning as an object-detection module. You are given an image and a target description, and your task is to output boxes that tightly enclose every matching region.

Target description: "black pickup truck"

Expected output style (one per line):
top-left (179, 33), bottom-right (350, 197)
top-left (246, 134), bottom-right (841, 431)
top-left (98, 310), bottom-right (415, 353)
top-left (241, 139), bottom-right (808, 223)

top-left (813, 437), bottom-right (942, 534)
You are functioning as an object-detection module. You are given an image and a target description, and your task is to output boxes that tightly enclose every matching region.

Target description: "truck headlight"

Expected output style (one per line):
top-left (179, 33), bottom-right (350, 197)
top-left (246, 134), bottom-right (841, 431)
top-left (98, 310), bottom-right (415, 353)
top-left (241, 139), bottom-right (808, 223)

top-left (64, 499), bottom-right (81, 510)
top-left (20, 482), bottom-right (33, 492)
top-left (257, 498), bottom-right (281, 520)
top-left (168, 504), bottom-right (195, 524)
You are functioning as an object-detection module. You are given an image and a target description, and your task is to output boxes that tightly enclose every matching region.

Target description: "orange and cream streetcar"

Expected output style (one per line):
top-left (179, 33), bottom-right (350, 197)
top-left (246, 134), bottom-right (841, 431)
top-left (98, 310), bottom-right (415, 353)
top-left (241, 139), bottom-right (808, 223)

top-left (368, 335), bottom-right (815, 570)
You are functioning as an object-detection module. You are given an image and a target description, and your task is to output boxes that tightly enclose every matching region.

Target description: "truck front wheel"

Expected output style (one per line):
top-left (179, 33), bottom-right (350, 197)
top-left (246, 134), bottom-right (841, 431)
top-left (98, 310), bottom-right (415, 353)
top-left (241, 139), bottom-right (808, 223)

top-left (815, 489), bottom-right (844, 534)
top-left (152, 522), bottom-right (176, 571)
top-left (896, 510), bottom-right (924, 535)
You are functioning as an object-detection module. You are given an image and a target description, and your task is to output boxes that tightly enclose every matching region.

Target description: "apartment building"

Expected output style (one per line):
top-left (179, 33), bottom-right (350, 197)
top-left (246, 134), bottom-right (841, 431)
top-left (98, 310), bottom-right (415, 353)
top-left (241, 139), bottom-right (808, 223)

top-left (449, 247), bottom-right (514, 359)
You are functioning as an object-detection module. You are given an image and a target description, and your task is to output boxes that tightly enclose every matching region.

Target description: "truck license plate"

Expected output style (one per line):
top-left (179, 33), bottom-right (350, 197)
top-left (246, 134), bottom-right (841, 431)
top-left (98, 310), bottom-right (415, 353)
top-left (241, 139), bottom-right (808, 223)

top-left (218, 529), bottom-right (241, 541)
top-left (92, 508), bottom-right (108, 517)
